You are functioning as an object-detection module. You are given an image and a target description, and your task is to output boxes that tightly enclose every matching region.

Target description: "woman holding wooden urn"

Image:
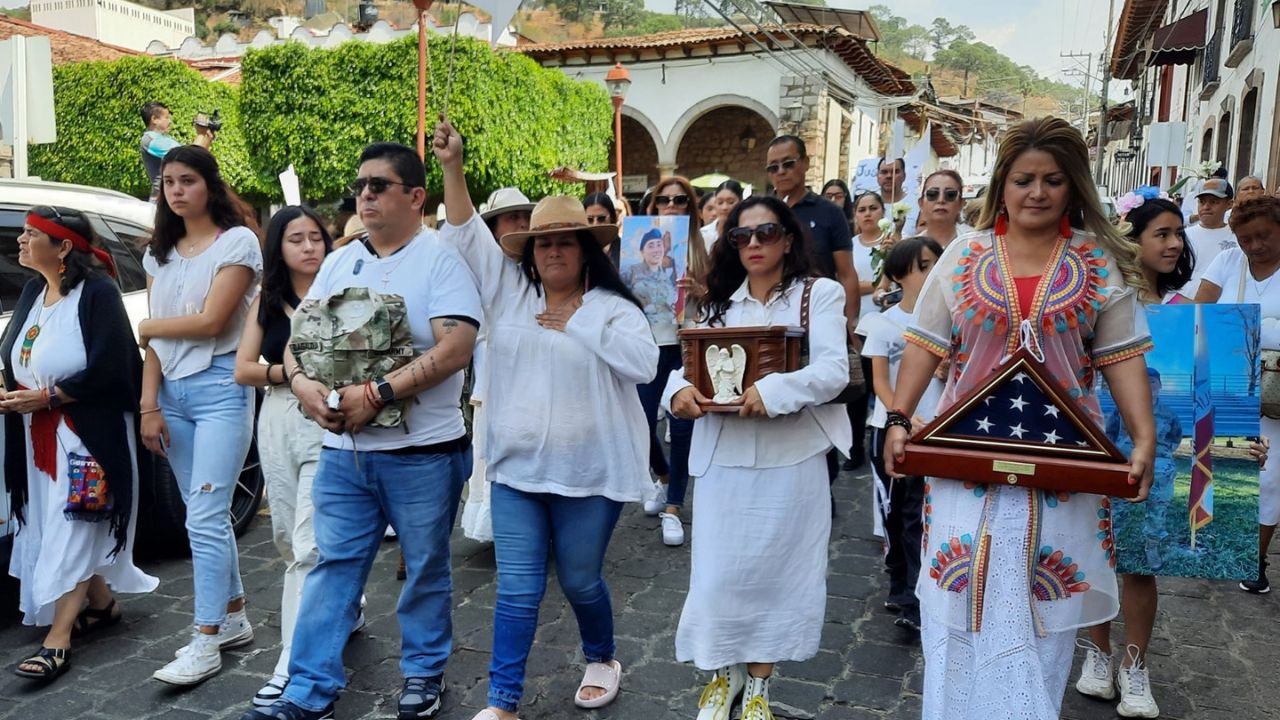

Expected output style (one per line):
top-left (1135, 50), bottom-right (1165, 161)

top-left (665, 195), bottom-right (850, 720)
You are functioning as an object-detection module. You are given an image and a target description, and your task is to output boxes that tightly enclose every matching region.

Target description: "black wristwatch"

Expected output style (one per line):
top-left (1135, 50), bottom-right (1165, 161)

top-left (374, 376), bottom-right (395, 404)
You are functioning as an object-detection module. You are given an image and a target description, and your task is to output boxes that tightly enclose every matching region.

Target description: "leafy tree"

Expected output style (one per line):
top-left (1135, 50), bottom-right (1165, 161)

top-left (928, 18), bottom-right (973, 54)
top-left (602, 10), bottom-right (683, 36)
top-left (0, 6), bottom-right (33, 21)
top-left (602, 0), bottom-right (644, 31)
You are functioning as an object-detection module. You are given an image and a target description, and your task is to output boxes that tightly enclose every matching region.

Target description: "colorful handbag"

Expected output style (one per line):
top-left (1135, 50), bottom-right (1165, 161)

top-left (65, 452), bottom-right (113, 521)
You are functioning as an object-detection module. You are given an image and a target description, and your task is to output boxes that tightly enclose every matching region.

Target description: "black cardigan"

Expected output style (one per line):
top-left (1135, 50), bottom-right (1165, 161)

top-left (1, 273), bottom-right (146, 556)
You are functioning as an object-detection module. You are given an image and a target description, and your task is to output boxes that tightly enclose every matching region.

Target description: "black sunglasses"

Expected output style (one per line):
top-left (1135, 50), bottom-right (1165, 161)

top-left (726, 222), bottom-right (785, 249)
top-left (924, 188), bottom-right (960, 202)
top-left (349, 176), bottom-right (414, 196)
top-left (765, 158), bottom-right (799, 175)
top-left (655, 194), bottom-right (690, 208)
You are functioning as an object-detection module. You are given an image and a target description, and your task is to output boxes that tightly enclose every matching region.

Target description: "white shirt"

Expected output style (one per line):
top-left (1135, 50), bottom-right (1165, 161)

top-left (143, 226), bottom-right (262, 379)
top-left (442, 213), bottom-right (659, 502)
top-left (307, 227), bottom-right (483, 451)
top-left (851, 237), bottom-right (878, 319)
top-left (859, 304), bottom-right (944, 427)
top-left (701, 222), bottom-right (719, 252)
top-left (1181, 223), bottom-right (1237, 297)
top-left (1201, 246), bottom-right (1280, 349)
top-left (662, 277), bottom-right (853, 475)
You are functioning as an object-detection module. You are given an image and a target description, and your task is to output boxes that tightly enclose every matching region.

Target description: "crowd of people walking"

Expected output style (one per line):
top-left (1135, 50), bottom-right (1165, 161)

top-left (3, 107), bottom-right (1278, 720)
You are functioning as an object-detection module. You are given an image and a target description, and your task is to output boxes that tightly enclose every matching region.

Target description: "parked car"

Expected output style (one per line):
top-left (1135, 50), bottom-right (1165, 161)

top-left (0, 178), bottom-right (263, 579)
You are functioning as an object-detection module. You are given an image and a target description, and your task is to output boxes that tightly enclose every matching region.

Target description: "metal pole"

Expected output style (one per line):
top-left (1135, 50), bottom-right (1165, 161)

top-left (12, 36), bottom-right (29, 178)
top-left (612, 97), bottom-right (624, 197)
top-left (417, 10), bottom-right (428, 161)
top-left (1094, 0), bottom-right (1117, 183)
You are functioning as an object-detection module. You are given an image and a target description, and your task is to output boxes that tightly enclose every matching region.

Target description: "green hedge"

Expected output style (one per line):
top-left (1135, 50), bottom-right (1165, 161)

top-left (28, 56), bottom-right (270, 200)
top-left (238, 35), bottom-right (613, 202)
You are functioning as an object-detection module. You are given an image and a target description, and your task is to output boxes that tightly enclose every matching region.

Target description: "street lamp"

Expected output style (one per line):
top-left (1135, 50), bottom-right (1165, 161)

top-left (605, 62), bottom-right (631, 196)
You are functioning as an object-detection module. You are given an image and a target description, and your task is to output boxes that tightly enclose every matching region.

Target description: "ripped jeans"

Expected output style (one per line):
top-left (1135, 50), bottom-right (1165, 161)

top-left (159, 353), bottom-right (255, 627)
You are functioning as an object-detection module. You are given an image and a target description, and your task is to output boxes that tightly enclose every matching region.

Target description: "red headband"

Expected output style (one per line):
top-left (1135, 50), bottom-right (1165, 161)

top-left (26, 213), bottom-right (117, 278)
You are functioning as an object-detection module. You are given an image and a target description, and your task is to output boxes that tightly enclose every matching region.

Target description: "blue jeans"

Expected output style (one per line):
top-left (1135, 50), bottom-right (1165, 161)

top-left (636, 344), bottom-right (692, 508)
top-left (487, 483), bottom-right (622, 712)
top-left (159, 353), bottom-right (253, 627)
top-left (283, 444), bottom-right (470, 711)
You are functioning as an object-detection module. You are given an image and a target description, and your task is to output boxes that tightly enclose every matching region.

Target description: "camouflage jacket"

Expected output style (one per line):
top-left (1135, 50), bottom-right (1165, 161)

top-left (290, 286), bottom-right (416, 428)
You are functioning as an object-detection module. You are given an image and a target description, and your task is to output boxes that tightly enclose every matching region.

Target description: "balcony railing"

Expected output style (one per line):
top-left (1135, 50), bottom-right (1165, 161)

top-left (1201, 29), bottom-right (1222, 98)
top-left (1225, 0), bottom-right (1255, 67)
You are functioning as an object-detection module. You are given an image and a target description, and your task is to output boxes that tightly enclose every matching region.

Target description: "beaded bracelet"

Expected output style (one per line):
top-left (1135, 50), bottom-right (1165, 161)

top-left (885, 409), bottom-right (913, 433)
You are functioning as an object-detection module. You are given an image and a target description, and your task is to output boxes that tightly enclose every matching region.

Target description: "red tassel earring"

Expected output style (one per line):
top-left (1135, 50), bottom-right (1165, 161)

top-left (994, 207), bottom-right (1008, 237)
top-left (1059, 213), bottom-right (1073, 239)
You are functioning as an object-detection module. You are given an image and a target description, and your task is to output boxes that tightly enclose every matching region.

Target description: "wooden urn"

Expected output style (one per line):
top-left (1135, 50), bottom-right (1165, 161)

top-left (678, 325), bottom-right (806, 412)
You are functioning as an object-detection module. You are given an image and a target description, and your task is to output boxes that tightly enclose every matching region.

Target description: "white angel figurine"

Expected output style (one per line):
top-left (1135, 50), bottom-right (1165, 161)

top-left (706, 343), bottom-right (747, 403)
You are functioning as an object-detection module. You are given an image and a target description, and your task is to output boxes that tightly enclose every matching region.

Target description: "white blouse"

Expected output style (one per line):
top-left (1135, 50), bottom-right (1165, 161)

top-left (441, 213), bottom-right (659, 502)
top-left (661, 277), bottom-right (852, 476)
top-left (143, 226), bottom-right (262, 379)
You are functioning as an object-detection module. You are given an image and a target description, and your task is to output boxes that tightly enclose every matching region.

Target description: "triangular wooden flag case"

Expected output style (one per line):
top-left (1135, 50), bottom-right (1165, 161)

top-left (898, 349), bottom-right (1139, 497)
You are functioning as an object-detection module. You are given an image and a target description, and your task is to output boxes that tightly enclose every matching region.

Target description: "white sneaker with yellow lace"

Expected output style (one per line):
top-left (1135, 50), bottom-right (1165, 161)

top-left (696, 664), bottom-right (745, 720)
top-left (739, 674), bottom-right (774, 720)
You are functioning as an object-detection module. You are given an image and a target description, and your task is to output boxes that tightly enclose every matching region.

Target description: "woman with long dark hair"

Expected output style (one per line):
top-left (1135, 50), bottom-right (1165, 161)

top-left (435, 118), bottom-right (657, 720)
top-left (667, 195), bottom-right (851, 720)
top-left (584, 192), bottom-right (621, 266)
top-left (3, 206), bottom-right (157, 683)
top-left (233, 206), bottom-right (334, 707)
top-left (884, 117), bottom-right (1155, 718)
top-left (700, 180), bottom-right (745, 250)
top-left (140, 145), bottom-right (263, 686)
top-left (822, 178), bottom-right (855, 223)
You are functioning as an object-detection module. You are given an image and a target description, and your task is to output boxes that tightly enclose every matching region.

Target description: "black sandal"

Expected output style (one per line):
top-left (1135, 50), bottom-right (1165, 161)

top-left (71, 598), bottom-right (121, 638)
top-left (13, 647), bottom-right (70, 681)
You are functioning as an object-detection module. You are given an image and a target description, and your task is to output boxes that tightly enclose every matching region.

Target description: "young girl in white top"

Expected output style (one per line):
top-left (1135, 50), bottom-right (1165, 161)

top-left (861, 237), bottom-right (945, 632)
top-left (138, 145), bottom-right (263, 687)
top-left (666, 195), bottom-right (851, 720)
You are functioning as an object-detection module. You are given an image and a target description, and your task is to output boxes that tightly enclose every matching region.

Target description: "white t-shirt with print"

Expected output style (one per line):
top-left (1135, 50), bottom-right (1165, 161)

top-left (860, 303), bottom-right (944, 428)
top-left (306, 227), bottom-right (483, 451)
top-left (1201, 246), bottom-right (1280, 349)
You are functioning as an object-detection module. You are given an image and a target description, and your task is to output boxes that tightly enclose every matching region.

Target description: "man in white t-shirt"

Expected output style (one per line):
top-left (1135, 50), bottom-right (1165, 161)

top-left (258, 143), bottom-right (482, 720)
top-left (1180, 178), bottom-right (1237, 298)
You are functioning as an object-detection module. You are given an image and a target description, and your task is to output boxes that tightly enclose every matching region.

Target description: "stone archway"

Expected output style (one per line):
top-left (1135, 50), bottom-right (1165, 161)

top-left (611, 108), bottom-right (662, 200)
top-left (673, 106), bottom-right (776, 195)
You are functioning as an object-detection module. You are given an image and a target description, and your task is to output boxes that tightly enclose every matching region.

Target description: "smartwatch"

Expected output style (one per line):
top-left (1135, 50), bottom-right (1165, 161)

top-left (375, 376), bottom-right (395, 404)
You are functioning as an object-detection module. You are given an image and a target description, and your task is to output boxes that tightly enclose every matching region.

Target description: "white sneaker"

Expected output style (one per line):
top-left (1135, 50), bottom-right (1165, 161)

top-left (1116, 645), bottom-right (1160, 718)
top-left (154, 630), bottom-right (222, 685)
top-left (172, 609), bottom-right (254, 656)
top-left (252, 674), bottom-right (289, 708)
top-left (1074, 638), bottom-right (1116, 700)
top-left (696, 665), bottom-right (745, 720)
top-left (659, 512), bottom-right (685, 546)
top-left (739, 674), bottom-right (775, 720)
top-left (643, 483), bottom-right (667, 516)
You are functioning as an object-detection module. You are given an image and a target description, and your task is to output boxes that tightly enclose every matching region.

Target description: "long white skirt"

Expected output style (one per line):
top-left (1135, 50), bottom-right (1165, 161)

top-left (676, 451), bottom-right (830, 670)
top-left (1260, 416), bottom-right (1280, 526)
top-left (9, 414), bottom-right (158, 626)
top-left (460, 403), bottom-right (493, 542)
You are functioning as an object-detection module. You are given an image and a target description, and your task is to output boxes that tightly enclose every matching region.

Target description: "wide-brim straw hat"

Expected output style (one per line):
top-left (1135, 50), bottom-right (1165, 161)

top-left (498, 196), bottom-right (618, 259)
top-left (479, 187), bottom-right (536, 221)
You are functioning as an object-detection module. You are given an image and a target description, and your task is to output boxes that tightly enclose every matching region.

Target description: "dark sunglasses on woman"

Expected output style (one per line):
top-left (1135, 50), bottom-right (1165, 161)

top-left (924, 188), bottom-right (960, 202)
top-left (655, 194), bottom-right (690, 208)
top-left (726, 222), bottom-right (785, 249)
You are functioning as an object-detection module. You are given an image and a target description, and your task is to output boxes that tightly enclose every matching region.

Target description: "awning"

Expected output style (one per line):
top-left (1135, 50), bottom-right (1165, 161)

top-left (1149, 8), bottom-right (1207, 67)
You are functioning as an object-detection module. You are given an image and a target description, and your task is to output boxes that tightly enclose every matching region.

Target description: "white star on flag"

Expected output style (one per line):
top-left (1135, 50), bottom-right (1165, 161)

top-left (1010, 395), bottom-right (1028, 411)
top-left (1043, 430), bottom-right (1061, 444)
top-left (1012, 372), bottom-right (1029, 383)
top-left (1044, 404), bottom-right (1060, 418)
top-left (1009, 423), bottom-right (1027, 438)
top-left (975, 417), bottom-right (993, 433)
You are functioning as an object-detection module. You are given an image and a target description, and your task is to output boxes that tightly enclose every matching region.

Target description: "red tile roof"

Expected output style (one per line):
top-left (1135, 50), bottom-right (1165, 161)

top-left (1110, 0), bottom-right (1170, 80)
top-left (0, 14), bottom-right (138, 64)
top-left (519, 23), bottom-right (913, 97)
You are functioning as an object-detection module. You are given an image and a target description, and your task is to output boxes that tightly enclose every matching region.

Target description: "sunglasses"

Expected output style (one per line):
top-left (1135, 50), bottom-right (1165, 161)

top-left (654, 194), bottom-right (690, 208)
top-left (823, 191), bottom-right (846, 201)
top-left (765, 158), bottom-right (799, 175)
top-left (348, 176), bottom-right (413, 196)
top-left (924, 188), bottom-right (960, 202)
top-left (726, 222), bottom-right (785, 249)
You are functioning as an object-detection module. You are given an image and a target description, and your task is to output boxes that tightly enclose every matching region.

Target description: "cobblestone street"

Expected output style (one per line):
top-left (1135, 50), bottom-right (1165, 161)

top-left (1, 465), bottom-right (1276, 720)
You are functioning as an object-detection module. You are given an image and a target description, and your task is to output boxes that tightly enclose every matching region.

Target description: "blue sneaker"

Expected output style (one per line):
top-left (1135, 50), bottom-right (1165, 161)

top-left (239, 700), bottom-right (335, 720)
top-left (398, 675), bottom-right (444, 719)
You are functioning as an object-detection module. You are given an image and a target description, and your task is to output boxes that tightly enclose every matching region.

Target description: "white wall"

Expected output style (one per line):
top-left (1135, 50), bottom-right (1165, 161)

top-left (31, 0), bottom-right (195, 52)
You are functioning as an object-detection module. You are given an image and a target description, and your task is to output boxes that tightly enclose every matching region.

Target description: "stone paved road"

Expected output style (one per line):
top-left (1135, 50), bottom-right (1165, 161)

top-left (1, 465), bottom-right (1276, 720)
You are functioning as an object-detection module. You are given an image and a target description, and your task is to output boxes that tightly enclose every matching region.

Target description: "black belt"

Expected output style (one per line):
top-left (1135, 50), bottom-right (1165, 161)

top-left (347, 435), bottom-right (470, 456)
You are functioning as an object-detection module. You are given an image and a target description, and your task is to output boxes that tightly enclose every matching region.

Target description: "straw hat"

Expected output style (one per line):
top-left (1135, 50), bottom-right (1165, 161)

top-left (498, 196), bottom-right (618, 259)
top-left (479, 187), bottom-right (536, 222)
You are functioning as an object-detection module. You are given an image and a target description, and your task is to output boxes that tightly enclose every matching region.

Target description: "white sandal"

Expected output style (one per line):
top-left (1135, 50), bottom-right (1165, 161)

top-left (574, 659), bottom-right (622, 709)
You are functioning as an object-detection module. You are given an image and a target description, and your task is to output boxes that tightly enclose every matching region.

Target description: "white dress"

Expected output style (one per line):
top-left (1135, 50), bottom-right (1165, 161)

top-left (7, 284), bottom-right (157, 626)
top-left (662, 277), bottom-right (851, 669)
